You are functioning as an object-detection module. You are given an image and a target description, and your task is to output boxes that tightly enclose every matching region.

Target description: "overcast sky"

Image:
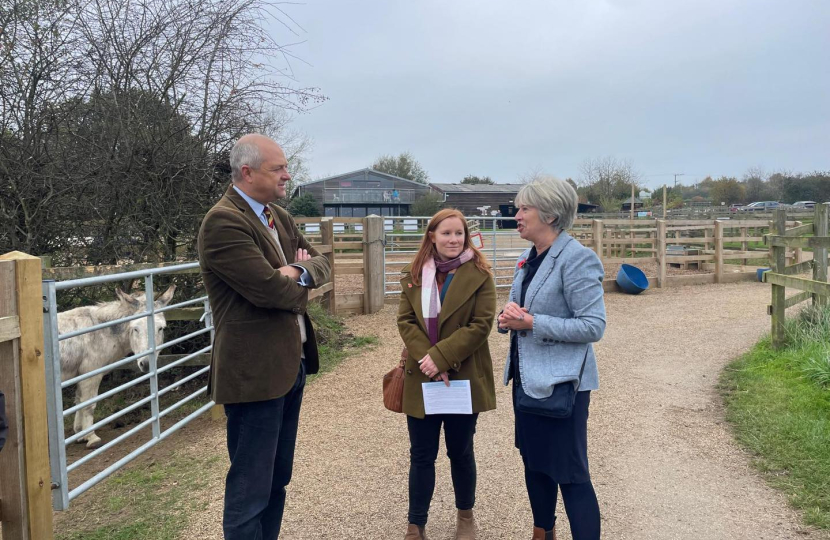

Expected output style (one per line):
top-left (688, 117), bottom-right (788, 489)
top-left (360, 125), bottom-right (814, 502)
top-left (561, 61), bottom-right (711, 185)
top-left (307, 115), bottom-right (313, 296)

top-left (276, 0), bottom-right (829, 190)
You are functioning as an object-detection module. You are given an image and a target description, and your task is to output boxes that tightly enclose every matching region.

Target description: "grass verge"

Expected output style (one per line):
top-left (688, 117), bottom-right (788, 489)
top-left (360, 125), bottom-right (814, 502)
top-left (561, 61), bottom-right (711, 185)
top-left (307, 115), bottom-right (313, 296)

top-left (56, 455), bottom-right (222, 540)
top-left (54, 300), bottom-right (376, 540)
top-left (720, 305), bottom-right (830, 530)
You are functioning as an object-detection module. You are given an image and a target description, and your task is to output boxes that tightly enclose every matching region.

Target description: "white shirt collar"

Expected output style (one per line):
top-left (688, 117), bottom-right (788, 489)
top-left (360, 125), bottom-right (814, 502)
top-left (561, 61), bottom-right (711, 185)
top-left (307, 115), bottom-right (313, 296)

top-left (232, 184), bottom-right (267, 220)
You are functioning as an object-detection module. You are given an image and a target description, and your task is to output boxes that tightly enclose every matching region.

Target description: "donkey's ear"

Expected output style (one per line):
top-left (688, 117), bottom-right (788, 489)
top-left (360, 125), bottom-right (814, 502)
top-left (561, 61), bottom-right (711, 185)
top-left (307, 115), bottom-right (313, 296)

top-left (115, 288), bottom-right (140, 307)
top-left (157, 285), bottom-right (176, 307)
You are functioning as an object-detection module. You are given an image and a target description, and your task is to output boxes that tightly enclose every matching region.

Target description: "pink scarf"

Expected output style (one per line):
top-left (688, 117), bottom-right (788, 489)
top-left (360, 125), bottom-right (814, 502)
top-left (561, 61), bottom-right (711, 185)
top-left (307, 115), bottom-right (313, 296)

top-left (421, 248), bottom-right (475, 345)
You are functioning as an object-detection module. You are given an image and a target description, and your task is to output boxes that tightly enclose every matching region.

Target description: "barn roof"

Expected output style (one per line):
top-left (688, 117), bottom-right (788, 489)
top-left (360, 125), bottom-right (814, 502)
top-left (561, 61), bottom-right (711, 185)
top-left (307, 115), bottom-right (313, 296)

top-left (429, 183), bottom-right (525, 194)
top-left (300, 168), bottom-right (429, 188)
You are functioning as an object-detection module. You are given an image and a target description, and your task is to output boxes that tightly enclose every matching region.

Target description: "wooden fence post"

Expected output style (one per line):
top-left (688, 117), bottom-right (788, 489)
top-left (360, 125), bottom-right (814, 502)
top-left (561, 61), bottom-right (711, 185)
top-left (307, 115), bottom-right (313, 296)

top-left (793, 221), bottom-right (803, 265)
top-left (0, 252), bottom-right (54, 540)
top-left (714, 220), bottom-right (724, 284)
top-left (321, 218), bottom-right (336, 314)
top-left (592, 220), bottom-right (603, 264)
top-left (813, 204), bottom-right (828, 307)
top-left (770, 210), bottom-right (787, 348)
top-left (657, 220), bottom-right (667, 288)
top-left (741, 226), bottom-right (748, 267)
top-left (363, 215), bottom-right (385, 314)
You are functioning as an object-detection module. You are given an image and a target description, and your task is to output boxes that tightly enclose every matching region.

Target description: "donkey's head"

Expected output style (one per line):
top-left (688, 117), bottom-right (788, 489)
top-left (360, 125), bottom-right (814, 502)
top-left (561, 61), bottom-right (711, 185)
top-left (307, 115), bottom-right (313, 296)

top-left (115, 285), bottom-right (176, 373)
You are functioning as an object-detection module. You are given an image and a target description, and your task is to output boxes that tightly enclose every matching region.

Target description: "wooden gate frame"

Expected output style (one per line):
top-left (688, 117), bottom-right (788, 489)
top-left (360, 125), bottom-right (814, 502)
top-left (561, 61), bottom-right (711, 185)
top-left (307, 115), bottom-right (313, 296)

top-left (0, 252), bottom-right (54, 540)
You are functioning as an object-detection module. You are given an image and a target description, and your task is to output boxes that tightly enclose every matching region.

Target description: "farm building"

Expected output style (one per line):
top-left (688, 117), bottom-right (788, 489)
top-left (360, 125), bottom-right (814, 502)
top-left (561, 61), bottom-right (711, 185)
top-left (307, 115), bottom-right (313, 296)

top-left (295, 172), bottom-right (599, 220)
top-left (430, 183), bottom-right (600, 221)
top-left (621, 197), bottom-right (645, 211)
top-left (293, 168), bottom-right (432, 217)
top-left (429, 183), bottom-right (525, 218)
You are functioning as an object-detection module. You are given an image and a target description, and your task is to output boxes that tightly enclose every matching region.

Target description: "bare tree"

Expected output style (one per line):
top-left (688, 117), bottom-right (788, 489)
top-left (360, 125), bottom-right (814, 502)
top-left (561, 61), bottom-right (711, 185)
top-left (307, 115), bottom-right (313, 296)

top-left (0, 0), bottom-right (322, 262)
top-left (517, 166), bottom-right (547, 184)
top-left (579, 156), bottom-right (641, 202)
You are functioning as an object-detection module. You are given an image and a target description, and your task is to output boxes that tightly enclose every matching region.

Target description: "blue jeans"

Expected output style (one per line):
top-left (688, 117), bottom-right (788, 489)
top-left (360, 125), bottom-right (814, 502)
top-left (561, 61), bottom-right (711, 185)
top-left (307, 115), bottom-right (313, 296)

top-left (222, 363), bottom-right (305, 540)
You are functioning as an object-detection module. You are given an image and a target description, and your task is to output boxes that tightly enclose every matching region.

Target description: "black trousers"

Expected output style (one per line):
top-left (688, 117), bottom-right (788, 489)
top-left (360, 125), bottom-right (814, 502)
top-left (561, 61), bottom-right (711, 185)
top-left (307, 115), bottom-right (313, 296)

top-left (524, 468), bottom-right (601, 539)
top-left (222, 363), bottom-right (305, 540)
top-left (406, 413), bottom-right (479, 526)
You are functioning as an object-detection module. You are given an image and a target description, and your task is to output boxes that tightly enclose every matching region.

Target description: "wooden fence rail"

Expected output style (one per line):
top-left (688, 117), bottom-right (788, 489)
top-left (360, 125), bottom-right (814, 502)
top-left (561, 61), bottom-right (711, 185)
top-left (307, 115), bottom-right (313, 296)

top-left (41, 216), bottom-right (387, 317)
top-left (763, 205), bottom-right (830, 348)
top-left (582, 218), bottom-right (782, 291)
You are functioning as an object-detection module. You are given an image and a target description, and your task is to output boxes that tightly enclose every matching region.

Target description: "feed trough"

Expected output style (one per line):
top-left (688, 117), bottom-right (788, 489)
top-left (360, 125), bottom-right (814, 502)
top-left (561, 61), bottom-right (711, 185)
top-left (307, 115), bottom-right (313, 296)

top-left (616, 264), bottom-right (649, 294)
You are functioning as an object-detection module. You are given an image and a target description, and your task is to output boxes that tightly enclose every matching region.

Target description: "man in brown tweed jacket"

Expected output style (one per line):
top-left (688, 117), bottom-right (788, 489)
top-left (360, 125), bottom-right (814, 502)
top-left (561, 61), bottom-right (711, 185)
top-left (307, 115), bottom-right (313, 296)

top-left (198, 134), bottom-right (330, 539)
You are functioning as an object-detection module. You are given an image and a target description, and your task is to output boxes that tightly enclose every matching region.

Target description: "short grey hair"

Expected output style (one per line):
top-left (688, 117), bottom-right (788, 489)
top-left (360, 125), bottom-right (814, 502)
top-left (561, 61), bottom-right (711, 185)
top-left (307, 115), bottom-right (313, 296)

top-left (515, 176), bottom-right (578, 231)
top-left (229, 138), bottom-right (264, 183)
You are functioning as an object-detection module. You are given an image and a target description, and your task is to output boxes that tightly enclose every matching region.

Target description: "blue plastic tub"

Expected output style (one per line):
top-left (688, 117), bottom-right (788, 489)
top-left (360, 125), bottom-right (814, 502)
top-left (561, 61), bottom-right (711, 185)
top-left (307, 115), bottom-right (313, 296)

top-left (757, 267), bottom-right (771, 282)
top-left (616, 264), bottom-right (649, 294)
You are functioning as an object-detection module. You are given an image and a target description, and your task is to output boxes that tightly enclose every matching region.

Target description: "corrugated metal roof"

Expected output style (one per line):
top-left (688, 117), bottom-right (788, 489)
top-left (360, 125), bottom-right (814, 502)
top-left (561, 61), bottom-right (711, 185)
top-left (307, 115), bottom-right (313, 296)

top-left (300, 168), bottom-right (429, 187)
top-left (429, 183), bottom-right (525, 193)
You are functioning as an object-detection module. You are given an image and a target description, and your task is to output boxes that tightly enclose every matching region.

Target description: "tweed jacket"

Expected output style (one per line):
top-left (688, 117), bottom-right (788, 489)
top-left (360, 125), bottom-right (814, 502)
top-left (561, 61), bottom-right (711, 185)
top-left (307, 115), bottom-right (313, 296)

top-left (502, 231), bottom-right (606, 398)
top-left (398, 260), bottom-right (497, 418)
top-left (198, 185), bottom-right (331, 404)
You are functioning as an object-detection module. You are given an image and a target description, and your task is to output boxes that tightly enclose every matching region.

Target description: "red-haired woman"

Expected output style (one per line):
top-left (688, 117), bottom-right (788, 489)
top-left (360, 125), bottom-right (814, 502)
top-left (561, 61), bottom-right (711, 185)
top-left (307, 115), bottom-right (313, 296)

top-left (397, 209), bottom-right (497, 540)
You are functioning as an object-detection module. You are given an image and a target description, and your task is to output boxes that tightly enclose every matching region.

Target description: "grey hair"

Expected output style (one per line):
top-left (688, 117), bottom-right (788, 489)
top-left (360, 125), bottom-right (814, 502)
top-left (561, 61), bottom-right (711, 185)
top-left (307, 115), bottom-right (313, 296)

top-left (514, 176), bottom-right (578, 231)
top-left (229, 138), bottom-right (265, 183)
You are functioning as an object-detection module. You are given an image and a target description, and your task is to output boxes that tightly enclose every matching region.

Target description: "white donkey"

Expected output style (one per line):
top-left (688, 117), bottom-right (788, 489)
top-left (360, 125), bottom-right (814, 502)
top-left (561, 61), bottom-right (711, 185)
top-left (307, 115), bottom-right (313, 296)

top-left (59, 285), bottom-right (175, 449)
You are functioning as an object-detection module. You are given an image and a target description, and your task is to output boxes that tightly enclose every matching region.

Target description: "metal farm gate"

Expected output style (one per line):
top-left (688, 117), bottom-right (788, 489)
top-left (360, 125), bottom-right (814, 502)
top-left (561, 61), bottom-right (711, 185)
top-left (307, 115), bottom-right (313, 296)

top-left (41, 263), bottom-right (214, 510)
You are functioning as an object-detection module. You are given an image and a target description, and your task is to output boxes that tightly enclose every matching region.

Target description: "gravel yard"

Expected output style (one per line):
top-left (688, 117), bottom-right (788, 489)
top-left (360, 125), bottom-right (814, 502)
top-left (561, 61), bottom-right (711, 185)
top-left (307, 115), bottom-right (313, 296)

top-left (177, 281), bottom-right (827, 540)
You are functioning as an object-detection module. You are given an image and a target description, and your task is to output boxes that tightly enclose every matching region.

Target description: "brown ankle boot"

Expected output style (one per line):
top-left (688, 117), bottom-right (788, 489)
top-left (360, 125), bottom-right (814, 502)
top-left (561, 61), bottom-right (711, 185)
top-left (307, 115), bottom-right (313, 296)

top-left (531, 526), bottom-right (556, 540)
top-left (405, 523), bottom-right (427, 540)
top-left (455, 509), bottom-right (475, 539)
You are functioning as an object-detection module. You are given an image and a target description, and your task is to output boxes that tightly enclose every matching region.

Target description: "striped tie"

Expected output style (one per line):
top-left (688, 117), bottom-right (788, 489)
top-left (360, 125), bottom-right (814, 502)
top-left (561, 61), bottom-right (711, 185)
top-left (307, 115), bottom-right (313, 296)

top-left (263, 206), bottom-right (276, 230)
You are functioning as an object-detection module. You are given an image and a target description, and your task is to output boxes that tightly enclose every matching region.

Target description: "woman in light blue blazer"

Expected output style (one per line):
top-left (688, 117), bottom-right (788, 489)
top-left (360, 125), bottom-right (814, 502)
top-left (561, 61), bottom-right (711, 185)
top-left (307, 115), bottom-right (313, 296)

top-left (498, 177), bottom-right (606, 540)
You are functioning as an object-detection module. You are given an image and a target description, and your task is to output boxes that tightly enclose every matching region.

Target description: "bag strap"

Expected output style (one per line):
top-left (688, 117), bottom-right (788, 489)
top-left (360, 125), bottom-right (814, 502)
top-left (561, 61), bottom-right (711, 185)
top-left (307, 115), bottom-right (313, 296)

top-left (573, 347), bottom-right (589, 390)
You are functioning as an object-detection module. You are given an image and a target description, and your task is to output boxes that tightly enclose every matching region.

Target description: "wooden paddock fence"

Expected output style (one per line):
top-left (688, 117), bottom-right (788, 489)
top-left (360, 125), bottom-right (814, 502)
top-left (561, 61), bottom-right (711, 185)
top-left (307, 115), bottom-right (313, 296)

top-left (567, 217), bottom-right (797, 291)
top-left (764, 205), bottom-right (830, 348)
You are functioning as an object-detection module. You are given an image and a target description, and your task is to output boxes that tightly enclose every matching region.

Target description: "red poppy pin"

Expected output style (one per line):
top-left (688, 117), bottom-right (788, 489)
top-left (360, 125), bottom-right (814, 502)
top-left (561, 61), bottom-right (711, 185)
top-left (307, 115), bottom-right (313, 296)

top-left (408, 283), bottom-right (413, 288)
top-left (518, 259), bottom-right (527, 269)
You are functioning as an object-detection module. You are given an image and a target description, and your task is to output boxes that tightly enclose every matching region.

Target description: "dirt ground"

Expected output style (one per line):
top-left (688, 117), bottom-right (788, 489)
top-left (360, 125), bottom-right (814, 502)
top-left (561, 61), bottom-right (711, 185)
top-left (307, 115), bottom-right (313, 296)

top-left (176, 282), bottom-right (828, 540)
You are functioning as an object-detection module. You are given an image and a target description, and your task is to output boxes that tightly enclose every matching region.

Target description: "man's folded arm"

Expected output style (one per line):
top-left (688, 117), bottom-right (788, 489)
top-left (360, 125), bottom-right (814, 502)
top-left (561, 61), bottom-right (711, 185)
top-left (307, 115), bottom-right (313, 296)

top-left (201, 210), bottom-right (308, 311)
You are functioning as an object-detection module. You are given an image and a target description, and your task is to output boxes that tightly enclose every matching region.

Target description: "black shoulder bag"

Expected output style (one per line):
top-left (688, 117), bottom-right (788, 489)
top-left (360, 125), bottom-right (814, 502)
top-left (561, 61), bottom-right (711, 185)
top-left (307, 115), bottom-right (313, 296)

top-left (514, 349), bottom-right (587, 418)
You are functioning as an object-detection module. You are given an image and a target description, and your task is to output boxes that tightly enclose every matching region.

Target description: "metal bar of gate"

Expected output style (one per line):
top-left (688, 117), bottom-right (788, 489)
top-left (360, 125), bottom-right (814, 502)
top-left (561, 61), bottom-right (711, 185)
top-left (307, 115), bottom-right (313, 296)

top-left (43, 280), bottom-right (70, 510)
top-left (144, 275), bottom-right (161, 440)
top-left (54, 262), bottom-right (201, 290)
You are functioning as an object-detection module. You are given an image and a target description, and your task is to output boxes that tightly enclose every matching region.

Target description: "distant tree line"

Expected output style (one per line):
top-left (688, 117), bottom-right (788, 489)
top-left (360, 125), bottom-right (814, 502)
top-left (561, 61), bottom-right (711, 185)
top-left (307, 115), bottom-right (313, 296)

top-left (650, 170), bottom-right (830, 209)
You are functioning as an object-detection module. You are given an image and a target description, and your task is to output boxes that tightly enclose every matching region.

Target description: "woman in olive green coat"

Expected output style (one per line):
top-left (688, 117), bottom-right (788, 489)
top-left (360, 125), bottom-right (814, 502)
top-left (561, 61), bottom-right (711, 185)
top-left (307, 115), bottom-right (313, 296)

top-left (397, 209), bottom-right (497, 540)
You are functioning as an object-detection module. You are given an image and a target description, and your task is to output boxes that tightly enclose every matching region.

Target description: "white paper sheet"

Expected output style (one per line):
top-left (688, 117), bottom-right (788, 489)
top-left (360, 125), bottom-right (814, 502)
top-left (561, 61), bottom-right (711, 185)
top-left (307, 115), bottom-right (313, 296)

top-left (422, 380), bottom-right (473, 415)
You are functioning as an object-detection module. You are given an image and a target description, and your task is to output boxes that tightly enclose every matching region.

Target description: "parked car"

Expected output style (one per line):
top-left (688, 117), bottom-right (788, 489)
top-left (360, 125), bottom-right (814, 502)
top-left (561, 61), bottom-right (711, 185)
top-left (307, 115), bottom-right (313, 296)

top-left (739, 201), bottom-right (780, 212)
top-left (791, 201), bottom-right (817, 210)
top-left (728, 203), bottom-right (745, 213)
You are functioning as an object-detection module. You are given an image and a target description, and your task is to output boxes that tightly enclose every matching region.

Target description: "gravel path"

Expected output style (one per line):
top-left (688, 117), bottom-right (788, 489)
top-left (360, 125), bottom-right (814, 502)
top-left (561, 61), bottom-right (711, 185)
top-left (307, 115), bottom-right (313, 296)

top-left (179, 283), bottom-right (827, 539)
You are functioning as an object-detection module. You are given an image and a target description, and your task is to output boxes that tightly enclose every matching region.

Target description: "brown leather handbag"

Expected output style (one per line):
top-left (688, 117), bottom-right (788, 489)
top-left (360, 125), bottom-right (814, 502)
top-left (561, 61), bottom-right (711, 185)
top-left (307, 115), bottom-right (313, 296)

top-left (382, 347), bottom-right (407, 413)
